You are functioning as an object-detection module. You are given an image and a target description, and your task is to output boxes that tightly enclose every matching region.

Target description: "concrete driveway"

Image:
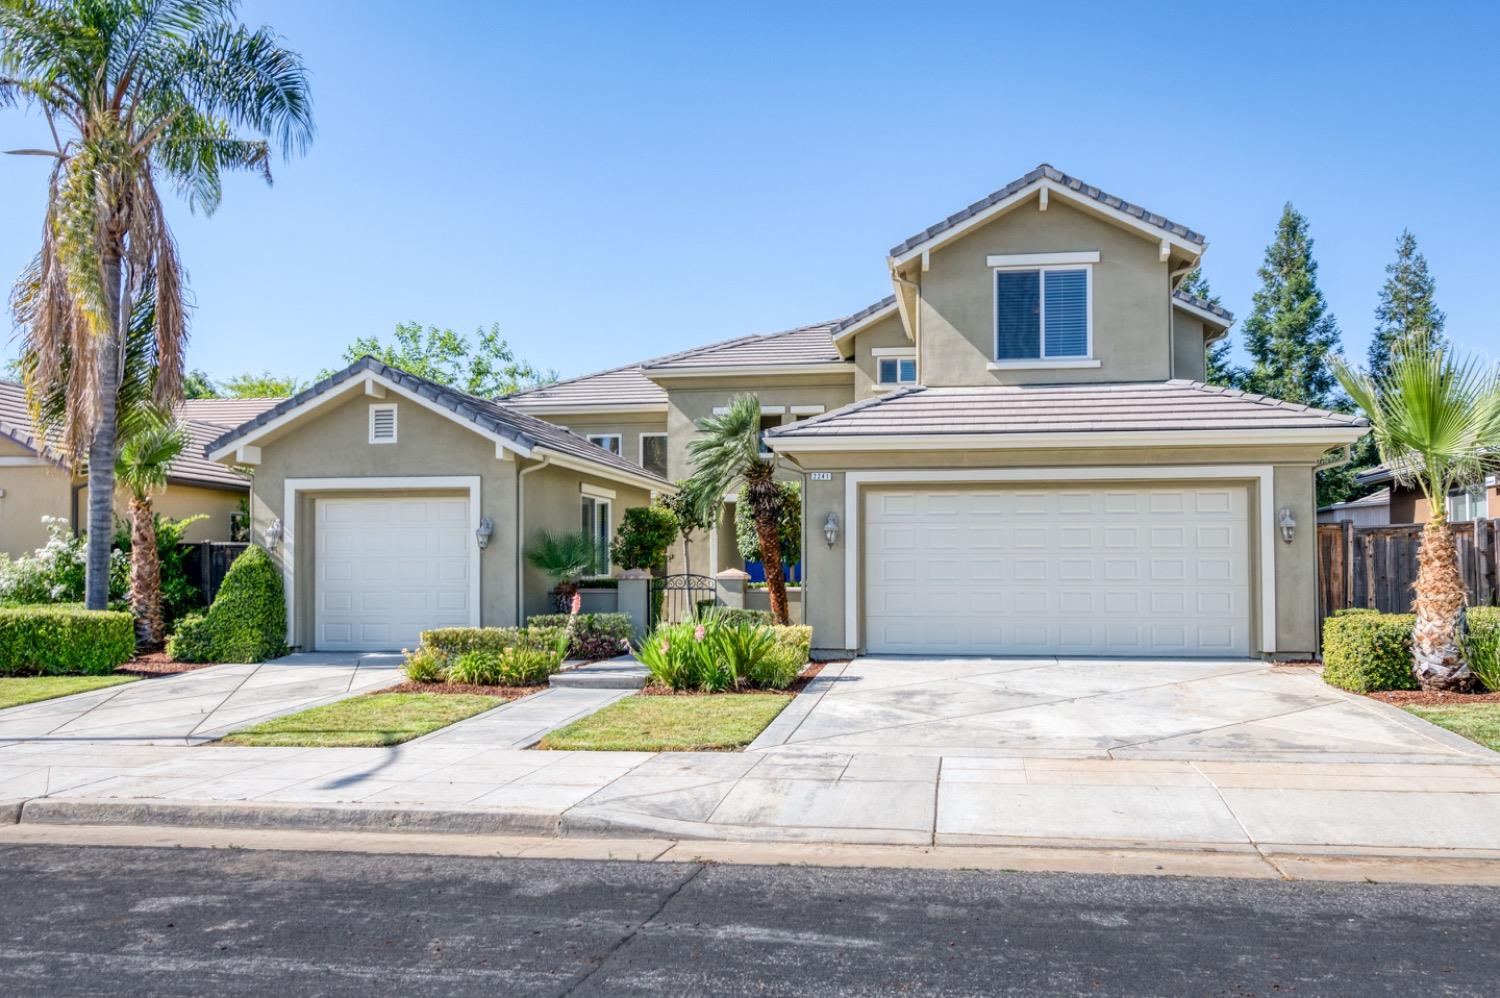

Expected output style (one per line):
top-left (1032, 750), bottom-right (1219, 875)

top-left (749, 656), bottom-right (1486, 763)
top-left (0, 653), bottom-right (401, 746)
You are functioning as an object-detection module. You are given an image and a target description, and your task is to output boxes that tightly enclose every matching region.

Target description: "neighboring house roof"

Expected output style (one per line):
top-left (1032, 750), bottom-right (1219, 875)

top-left (1318, 487), bottom-right (1390, 514)
top-left (1171, 290), bottom-right (1234, 327)
top-left (1357, 459), bottom-right (1498, 489)
top-left (0, 380), bottom-right (275, 490)
top-left (765, 381), bottom-right (1368, 447)
top-left (205, 357), bottom-right (672, 491)
top-left (888, 164), bottom-right (1207, 263)
top-left (500, 363), bottom-right (668, 412)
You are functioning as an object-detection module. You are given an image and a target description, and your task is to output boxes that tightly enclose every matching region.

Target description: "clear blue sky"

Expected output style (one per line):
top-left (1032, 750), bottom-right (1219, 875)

top-left (3, 0), bottom-right (1497, 386)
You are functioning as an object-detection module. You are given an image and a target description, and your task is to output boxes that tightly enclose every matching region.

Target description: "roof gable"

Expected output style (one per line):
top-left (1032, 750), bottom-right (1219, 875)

top-left (888, 164), bottom-right (1207, 268)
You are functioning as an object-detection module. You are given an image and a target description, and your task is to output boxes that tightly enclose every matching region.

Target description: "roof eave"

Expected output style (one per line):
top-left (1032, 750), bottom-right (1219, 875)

top-left (641, 362), bottom-right (854, 379)
top-left (766, 426), bottom-right (1370, 453)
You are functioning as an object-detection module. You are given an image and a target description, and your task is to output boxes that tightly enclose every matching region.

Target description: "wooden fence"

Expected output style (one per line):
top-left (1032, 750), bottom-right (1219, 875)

top-left (1317, 520), bottom-right (1498, 624)
top-left (179, 541), bottom-right (249, 605)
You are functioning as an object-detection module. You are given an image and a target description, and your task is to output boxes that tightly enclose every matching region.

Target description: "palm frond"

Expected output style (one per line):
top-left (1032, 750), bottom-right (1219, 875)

top-left (684, 393), bottom-right (764, 522)
top-left (171, 21), bottom-right (314, 157)
top-left (525, 531), bottom-right (599, 583)
top-left (115, 415), bottom-right (187, 499)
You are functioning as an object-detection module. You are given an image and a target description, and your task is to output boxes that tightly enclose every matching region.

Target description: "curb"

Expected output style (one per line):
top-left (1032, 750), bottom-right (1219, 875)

top-left (18, 798), bottom-right (561, 836)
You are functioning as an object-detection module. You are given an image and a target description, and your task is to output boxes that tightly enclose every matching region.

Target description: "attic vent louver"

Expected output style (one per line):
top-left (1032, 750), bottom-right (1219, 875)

top-left (369, 403), bottom-right (397, 444)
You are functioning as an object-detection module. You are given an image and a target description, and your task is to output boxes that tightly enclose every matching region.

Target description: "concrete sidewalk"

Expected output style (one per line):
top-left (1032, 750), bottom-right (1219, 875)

top-left (0, 653), bottom-right (401, 745)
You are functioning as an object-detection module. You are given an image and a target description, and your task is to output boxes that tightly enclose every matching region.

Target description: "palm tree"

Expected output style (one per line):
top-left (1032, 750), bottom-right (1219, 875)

top-left (685, 394), bottom-right (791, 625)
top-left (526, 531), bottom-right (600, 613)
top-left (2, 0), bottom-right (313, 610)
top-left (1333, 340), bottom-right (1500, 691)
top-left (115, 417), bottom-right (187, 644)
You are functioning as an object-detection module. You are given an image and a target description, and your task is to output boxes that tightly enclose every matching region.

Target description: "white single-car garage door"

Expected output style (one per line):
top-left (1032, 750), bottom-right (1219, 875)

top-left (864, 486), bottom-right (1250, 657)
top-left (315, 497), bottom-right (472, 651)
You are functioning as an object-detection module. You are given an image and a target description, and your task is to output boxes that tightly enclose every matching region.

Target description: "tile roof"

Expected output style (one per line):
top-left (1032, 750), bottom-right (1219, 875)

top-left (499, 363), bottom-right (667, 411)
top-left (642, 321), bottom-right (842, 371)
top-left (830, 295), bottom-right (899, 337)
top-left (0, 381), bottom-right (275, 489)
top-left (1172, 290), bottom-right (1234, 324)
top-left (889, 164), bottom-right (1207, 260)
top-left (205, 357), bottom-right (672, 488)
top-left (1319, 487), bottom-right (1390, 512)
top-left (768, 381), bottom-right (1368, 440)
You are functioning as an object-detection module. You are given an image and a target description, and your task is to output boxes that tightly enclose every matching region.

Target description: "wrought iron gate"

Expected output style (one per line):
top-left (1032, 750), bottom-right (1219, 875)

top-left (649, 574), bottom-right (718, 628)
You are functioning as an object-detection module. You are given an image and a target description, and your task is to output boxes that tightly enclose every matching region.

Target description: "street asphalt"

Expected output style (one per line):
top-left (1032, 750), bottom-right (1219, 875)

top-left (2, 845), bottom-right (1497, 996)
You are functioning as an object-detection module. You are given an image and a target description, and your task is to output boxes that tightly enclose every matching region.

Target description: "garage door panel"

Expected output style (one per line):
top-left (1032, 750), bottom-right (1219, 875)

top-left (316, 496), bottom-right (472, 652)
top-left (864, 485), bottom-right (1249, 658)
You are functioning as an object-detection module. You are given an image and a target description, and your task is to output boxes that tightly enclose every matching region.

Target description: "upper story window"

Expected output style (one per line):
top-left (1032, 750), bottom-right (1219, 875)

top-left (640, 433), bottom-right (668, 478)
top-left (587, 433), bottom-right (622, 456)
top-left (877, 357), bottom-right (917, 386)
top-left (989, 251), bottom-right (1098, 368)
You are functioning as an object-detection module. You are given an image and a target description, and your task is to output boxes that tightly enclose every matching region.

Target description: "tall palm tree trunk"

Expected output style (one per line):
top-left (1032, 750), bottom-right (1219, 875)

top-left (129, 497), bottom-right (163, 645)
top-left (85, 251), bottom-right (125, 611)
top-left (747, 477), bottom-right (789, 625)
top-left (1412, 511), bottom-right (1472, 691)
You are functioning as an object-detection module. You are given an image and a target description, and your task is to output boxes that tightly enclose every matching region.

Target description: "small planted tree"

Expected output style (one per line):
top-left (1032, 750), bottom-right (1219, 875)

top-left (659, 485), bottom-right (711, 578)
top-left (115, 418), bottom-right (188, 644)
top-left (685, 394), bottom-right (792, 624)
top-left (1333, 340), bottom-right (1500, 691)
top-left (525, 531), bottom-right (598, 612)
top-left (610, 506), bottom-right (678, 574)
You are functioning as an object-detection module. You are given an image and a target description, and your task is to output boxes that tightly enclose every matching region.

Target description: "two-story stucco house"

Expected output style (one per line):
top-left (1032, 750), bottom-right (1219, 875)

top-left (206, 165), bottom-right (1366, 659)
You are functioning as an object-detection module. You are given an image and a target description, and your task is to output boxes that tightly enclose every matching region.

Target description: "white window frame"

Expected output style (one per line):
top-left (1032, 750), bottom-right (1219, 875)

top-left (990, 260), bottom-right (1098, 370)
top-left (639, 432), bottom-right (669, 477)
top-left (1449, 484), bottom-right (1487, 523)
top-left (581, 494), bottom-right (613, 577)
top-left (586, 433), bottom-right (622, 456)
top-left (874, 348), bottom-right (918, 387)
top-left (368, 403), bottom-right (398, 444)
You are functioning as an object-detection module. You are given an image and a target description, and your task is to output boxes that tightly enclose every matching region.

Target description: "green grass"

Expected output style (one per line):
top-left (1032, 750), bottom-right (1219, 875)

top-left (1404, 704), bottom-right (1500, 753)
top-left (220, 692), bottom-right (506, 747)
top-left (538, 693), bottom-right (791, 752)
top-left (0, 674), bottom-right (138, 711)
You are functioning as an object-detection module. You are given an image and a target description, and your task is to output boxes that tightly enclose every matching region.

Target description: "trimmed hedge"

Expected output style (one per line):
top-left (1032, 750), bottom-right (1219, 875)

top-left (420, 625), bottom-right (567, 660)
top-left (528, 612), bottom-right (633, 660)
top-left (1321, 612), bottom-right (1417, 692)
top-left (0, 605), bottom-right (135, 676)
top-left (167, 546), bottom-right (288, 664)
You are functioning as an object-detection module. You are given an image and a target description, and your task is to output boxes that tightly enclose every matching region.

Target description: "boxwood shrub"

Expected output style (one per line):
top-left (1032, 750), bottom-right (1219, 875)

top-left (420, 624), bottom-right (567, 661)
top-left (1321, 612), bottom-right (1417, 692)
top-left (167, 546), bottom-right (288, 664)
top-left (0, 605), bottom-right (135, 676)
top-left (527, 612), bottom-right (633, 660)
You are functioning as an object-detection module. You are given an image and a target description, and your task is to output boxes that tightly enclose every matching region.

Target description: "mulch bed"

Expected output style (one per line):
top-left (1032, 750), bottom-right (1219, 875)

top-left (115, 648), bottom-right (218, 677)
top-left (378, 681), bottom-right (547, 699)
top-left (639, 660), bottom-right (831, 698)
top-left (1367, 689), bottom-right (1500, 707)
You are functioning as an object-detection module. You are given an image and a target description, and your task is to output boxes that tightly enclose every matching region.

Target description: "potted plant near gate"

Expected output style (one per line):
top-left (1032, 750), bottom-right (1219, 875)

top-left (526, 531), bottom-right (601, 613)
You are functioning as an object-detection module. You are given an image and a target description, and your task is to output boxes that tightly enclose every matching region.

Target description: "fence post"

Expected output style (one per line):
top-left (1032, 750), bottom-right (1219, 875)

top-left (715, 568), bottom-right (749, 611)
top-left (616, 569), bottom-right (652, 641)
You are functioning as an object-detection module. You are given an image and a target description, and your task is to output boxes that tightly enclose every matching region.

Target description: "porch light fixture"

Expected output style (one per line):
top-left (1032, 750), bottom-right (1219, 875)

top-left (1278, 507), bottom-right (1296, 544)
top-left (475, 516), bottom-right (495, 550)
top-left (823, 512), bottom-right (840, 547)
top-left (264, 518), bottom-right (283, 550)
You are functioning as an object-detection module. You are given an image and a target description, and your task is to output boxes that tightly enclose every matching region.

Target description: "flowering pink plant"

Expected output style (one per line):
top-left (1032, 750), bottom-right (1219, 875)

top-left (569, 590), bottom-right (582, 616)
top-left (694, 625), bottom-right (706, 641)
top-left (659, 639), bottom-right (670, 654)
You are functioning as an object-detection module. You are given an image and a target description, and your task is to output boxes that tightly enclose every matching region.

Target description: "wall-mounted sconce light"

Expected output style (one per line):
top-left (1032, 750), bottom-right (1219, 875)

top-left (264, 518), bottom-right (283, 550)
top-left (823, 512), bottom-right (840, 547)
top-left (1278, 507), bottom-right (1296, 544)
top-left (475, 516), bottom-right (495, 550)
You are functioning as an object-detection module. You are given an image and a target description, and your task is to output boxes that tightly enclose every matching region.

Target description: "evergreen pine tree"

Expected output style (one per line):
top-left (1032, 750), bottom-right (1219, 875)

top-left (1179, 267), bottom-right (1239, 387)
top-left (1369, 229), bottom-right (1446, 381)
top-left (1240, 204), bottom-right (1344, 409)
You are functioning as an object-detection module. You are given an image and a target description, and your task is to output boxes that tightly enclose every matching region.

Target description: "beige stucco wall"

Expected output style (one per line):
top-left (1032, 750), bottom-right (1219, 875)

top-left (520, 461), bottom-right (651, 621)
top-left (917, 197), bottom-right (1172, 387)
top-left (78, 482), bottom-right (247, 543)
top-left (543, 412), bottom-right (669, 476)
top-left (850, 313), bottom-right (914, 396)
top-left (791, 443), bottom-right (1330, 659)
top-left (1171, 312), bottom-right (1208, 382)
top-left (0, 441), bottom-right (72, 556)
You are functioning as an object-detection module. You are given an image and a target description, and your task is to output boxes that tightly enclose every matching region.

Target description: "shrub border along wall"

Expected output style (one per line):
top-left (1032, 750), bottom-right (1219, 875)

top-left (0, 605), bottom-right (135, 676)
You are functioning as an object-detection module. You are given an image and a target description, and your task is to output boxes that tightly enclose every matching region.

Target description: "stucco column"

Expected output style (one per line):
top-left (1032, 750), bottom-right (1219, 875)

top-left (617, 568), bottom-right (652, 640)
top-left (715, 568), bottom-right (749, 610)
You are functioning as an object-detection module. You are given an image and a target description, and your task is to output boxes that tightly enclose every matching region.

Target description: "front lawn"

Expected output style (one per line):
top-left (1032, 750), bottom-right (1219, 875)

top-left (538, 693), bottom-right (791, 752)
top-left (1404, 704), bottom-right (1500, 753)
top-left (0, 674), bottom-right (138, 711)
top-left (220, 692), bottom-right (505, 747)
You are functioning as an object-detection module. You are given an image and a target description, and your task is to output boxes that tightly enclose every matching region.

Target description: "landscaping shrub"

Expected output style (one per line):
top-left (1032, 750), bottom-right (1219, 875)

top-left (609, 505), bottom-right (678, 573)
top-left (113, 513), bottom-right (207, 629)
top-left (768, 624), bottom-right (812, 664)
top-left (420, 624), bottom-right (567, 661)
top-left (1321, 612), bottom-right (1417, 692)
top-left (714, 607), bottom-right (773, 627)
top-left (402, 647), bottom-right (448, 683)
top-left (0, 517), bottom-right (128, 607)
top-left (448, 645), bottom-right (562, 686)
top-left (1465, 607), bottom-right (1500, 692)
top-left (527, 612), bottom-right (632, 660)
top-left (636, 616), bottom-right (811, 693)
top-left (750, 643), bottom-right (804, 690)
top-left (0, 605), bottom-right (135, 676)
top-left (166, 546), bottom-right (287, 663)
top-left (1330, 607), bottom-right (1379, 617)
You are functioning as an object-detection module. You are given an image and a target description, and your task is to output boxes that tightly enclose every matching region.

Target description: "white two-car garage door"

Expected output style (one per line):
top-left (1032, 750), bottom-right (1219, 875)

top-left (315, 497), bottom-right (472, 651)
top-left (864, 486), bottom-right (1250, 657)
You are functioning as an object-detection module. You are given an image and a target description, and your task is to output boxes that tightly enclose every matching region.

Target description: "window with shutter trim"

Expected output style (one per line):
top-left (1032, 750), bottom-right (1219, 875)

top-left (994, 267), bottom-right (1091, 360)
top-left (368, 404), bottom-right (397, 444)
